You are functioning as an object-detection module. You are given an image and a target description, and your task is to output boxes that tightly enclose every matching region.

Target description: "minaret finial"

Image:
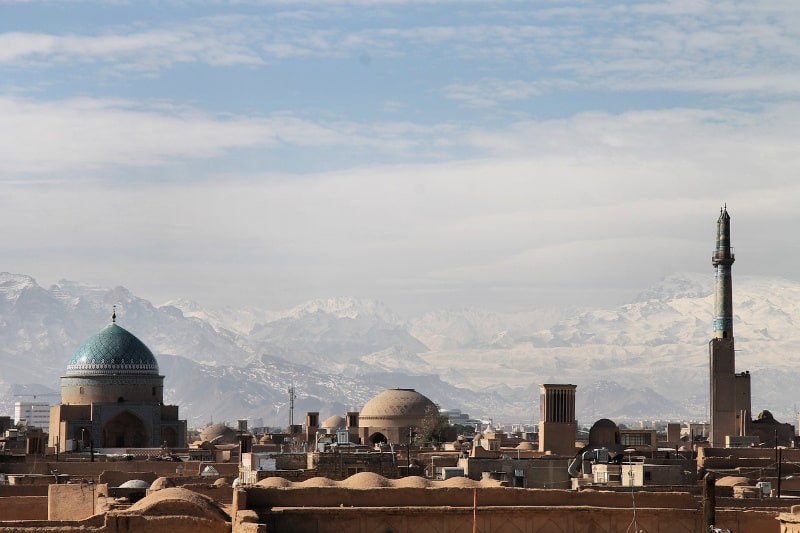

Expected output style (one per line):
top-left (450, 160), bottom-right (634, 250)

top-left (112, 305), bottom-right (116, 324)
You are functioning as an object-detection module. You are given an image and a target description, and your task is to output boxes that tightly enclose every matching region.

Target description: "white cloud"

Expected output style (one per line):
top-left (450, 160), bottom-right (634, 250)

top-left (3, 94), bottom-right (800, 182)
top-left (0, 22), bottom-right (265, 72)
top-left (2, 1), bottom-right (800, 313)
top-left (443, 79), bottom-right (552, 108)
top-left (0, 97), bottom-right (272, 173)
top-left (0, 96), bottom-right (456, 174)
top-left (3, 100), bottom-right (800, 312)
top-left (3, 2), bottom-right (799, 100)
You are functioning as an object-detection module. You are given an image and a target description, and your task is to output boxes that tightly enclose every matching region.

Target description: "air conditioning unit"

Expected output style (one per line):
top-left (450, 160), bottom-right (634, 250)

top-left (756, 481), bottom-right (772, 497)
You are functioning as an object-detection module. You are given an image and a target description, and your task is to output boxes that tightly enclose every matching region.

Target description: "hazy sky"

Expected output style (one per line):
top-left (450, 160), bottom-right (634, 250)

top-left (2, 0), bottom-right (800, 315)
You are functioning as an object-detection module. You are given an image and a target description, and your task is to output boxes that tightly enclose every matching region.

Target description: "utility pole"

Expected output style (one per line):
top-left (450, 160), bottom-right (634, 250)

top-left (703, 472), bottom-right (716, 530)
top-left (778, 447), bottom-right (782, 498)
top-left (288, 386), bottom-right (296, 429)
top-left (406, 426), bottom-right (413, 477)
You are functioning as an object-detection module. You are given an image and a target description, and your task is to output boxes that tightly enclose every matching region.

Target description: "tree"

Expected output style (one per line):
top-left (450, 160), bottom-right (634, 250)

top-left (452, 423), bottom-right (475, 437)
top-left (419, 405), bottom-right (450, 446)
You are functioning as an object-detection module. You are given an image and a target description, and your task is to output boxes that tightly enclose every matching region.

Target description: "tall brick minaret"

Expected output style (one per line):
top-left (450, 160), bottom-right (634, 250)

top-left (709, 205), bottom-right (751, 447)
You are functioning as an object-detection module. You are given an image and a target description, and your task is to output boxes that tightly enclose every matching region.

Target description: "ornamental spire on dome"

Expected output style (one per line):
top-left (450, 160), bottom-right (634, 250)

top-left (112, 305), bottom-right (116, 324)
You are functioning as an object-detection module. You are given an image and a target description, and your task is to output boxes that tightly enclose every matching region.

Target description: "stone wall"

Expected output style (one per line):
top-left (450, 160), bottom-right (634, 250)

top-left (261, 505), bottom-right (696, 533)
top-left (0, 496), bottom-right (48, 520)
top-left (238, 485), bottom-right (783, 533)
top-left (0, 514), bottom-right (228, 533)
top-left (244, 485), bottom-right (698, 509)
top-left (0, 486), bottom-right (48, 496)
top-left (0, 460), bottom-right (189, 479)
top-left (48, 483), bottom-right (109, 520)
top-left (256, 505), bottom-right (780, 533)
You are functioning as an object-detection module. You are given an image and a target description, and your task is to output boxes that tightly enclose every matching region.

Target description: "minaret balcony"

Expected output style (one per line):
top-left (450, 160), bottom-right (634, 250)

top-left (712, 249), bottom-right (735, 264)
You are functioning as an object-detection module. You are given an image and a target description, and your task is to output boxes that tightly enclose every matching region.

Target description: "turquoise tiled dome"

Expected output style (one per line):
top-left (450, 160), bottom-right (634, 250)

top-left (66, 323), bottom-right (159, 376)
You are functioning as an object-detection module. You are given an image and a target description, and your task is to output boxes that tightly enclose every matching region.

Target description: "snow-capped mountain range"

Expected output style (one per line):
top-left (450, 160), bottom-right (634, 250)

top-left (0, 271), bottom-right (797, 429)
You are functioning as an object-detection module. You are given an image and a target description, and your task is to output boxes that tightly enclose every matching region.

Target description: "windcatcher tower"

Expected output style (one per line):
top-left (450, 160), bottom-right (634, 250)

top-left (709, 205), bottom-right (751, 447)
top-left (538, 384), bottom-right (577, 455)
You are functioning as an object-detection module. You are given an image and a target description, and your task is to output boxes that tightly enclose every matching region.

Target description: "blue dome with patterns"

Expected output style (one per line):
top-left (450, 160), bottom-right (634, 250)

top-left (66, 323), bottom-right (159, 376)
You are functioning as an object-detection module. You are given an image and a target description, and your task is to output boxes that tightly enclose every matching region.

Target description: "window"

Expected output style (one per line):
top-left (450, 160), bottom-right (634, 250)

top-left (621, 433), bottom-right (651, 446)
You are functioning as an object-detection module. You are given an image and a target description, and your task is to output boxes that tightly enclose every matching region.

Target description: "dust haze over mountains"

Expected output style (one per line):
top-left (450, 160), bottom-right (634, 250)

top-left (1, 271), bottom-right (798, 429)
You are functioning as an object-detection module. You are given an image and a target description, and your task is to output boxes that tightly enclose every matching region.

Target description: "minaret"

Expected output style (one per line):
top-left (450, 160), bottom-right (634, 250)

top-left (712, 205), bottom-right (734, 339)
top-left (708, 205), bottom-right (751, 447)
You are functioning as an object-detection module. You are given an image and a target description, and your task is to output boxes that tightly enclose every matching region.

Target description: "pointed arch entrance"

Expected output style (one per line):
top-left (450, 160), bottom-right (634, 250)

top-left (103, 411), bottom-right (150, 448)
top-left (161, 426), bottom-right (178, 448)
top-left (369, 432), bottom-right (387, 444)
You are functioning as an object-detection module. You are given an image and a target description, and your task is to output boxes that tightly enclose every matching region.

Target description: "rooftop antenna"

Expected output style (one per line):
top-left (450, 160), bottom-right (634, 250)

top-left (288, 386), bottom-right (296, 429)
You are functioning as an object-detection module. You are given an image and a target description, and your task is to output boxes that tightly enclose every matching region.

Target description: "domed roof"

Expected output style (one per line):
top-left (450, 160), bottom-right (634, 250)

top-left (321, 415), bottom-right (345, 429)
top-left (200, 423), bottom-right (238, 445)
top-left (359, 389), bottom-right (437, 426)
top-left (119, 479), bottom-right (151, 489)
top-left (716, 476), bottom-right (751, 487)
top-left (150, 477), bottom-right (176, 491)
top-left (66, 323), bottom-right (159, 376)
top-left (340, 472), bottom-right (393, 488)
top-left (125, 488), bottom-right (229, 522)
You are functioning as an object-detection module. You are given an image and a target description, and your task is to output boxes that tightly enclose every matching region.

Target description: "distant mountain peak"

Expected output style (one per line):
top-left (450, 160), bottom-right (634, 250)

top-left (285, 297), bottom-right (401, 324)
top-left (3, 271), bottom-right (800, 426)
top-left (0, 272), bottom-right (40, 301)
top-left (633, 272), bottom-right (711, 302)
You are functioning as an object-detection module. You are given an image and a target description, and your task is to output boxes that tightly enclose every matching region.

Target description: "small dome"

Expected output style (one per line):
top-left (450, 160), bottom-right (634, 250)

top-left (67, 323), bottom-right (159, 376)
top-left (755, 410), bottom-right (777, 423)
top-left (150, 477), bottom-right (176, 491)
top-left (321, 415), bottom-right (345, 430)
top-left (359, 389), bottom-right (437, 427)
top-left (125, 487), bottom-right (229, 522)
top-left (392, 476), bottom-right (430, 488)
top-left (716, 476), bottom-right (751, 487)
top-left (588, 418), bottom-right (620, 448)
top-left (257, 477), bottom-right (292, 488)
top-left (119, 479), bottom-right (151, 489)
top-left (439, 477), bottom-right (481, 488)
top-left (299, 477), bottom-right (337, 487)
top-left (340, 472), bottom-right (392, 488)
top-left (200, 423), bottom-right (238, 445)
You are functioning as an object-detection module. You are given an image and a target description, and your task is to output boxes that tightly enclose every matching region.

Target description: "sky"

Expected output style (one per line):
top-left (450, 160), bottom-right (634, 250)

top-left (2, 0), bottom-right (800, 316)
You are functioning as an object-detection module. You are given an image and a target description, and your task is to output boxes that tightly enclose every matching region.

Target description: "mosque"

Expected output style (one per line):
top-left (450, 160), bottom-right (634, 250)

top-left (48, 312), bottom-right (187, 452)
top-left (357, 388), bottom-right (439, 444)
